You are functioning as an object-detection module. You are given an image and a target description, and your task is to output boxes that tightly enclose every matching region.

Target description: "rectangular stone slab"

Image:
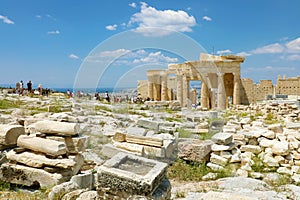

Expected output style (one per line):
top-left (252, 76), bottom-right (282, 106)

top-left (17, 135), bottom-right (67, 156)
top-left (126, 134), bottom-right (163, 147)
top-left (0, 125), bottom-right (25, 145)
top-left (0, 163), bottom-right (64, 187)
top-left (97, 152), bottom-right (167, 196)
top-left (33, 120), bottom-right (80, 136)
top-left (6, 150), bottom-right (83, 174)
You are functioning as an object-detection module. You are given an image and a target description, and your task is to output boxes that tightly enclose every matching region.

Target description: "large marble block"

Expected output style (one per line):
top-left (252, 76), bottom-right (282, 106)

top-left (97, 152), bottom-right (168, 196)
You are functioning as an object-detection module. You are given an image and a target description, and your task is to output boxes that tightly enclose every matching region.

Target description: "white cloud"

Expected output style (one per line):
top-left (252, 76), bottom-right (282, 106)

top-left (236, 52), bottom-right (252, 57)
top-left (129, 2), bottom-right (196, 36)
top-left (69, 54), bottom-right (79, 59)
top-left (129, 2), bottom-right (137, 8)
top-left (0, 15), bottom-right (14, 24)
top-left (202, 16), bottom-right (212, 21)
top-left (86, 49), bottom-right (178, 65)
top-left (251, 43), bottom-right (285, 54)
top-left (133, 51), bottom-right (178, 64)
top-left (287, 54), bottom-right (300, 61)
top-left (105, 24), bottom-right (118, 31)
top-left (46, 14), bottom-right (56, 21)
top-left (236, 37), bottom-right (300, 58)
top-left (47, 30), bottom-right (60, 35)
top-left (35, 15), bottom-right (42, 19)
top-left (99, 49), bottom-right (131, 58)
top-left (286, 37), bottom-right (300, 53)
top-left (217, 49), bottom-right (231, 55)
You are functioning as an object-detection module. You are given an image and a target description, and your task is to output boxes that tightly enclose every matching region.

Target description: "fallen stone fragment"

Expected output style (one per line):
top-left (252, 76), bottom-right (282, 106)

top-left (6, 150), bottom-right (83, 174)
top-left (17, 135), bottom-right (67, 156)
top-left (33, 120), bottom-right (80, 136)
top-left (211, 132), bottom-right (233, 145)
top-left (0, 163), bottom-right (64, 187)
top-left (178, 139), bottom-right (213, 162)
top-left (0, 124), bottom-right (25, 146)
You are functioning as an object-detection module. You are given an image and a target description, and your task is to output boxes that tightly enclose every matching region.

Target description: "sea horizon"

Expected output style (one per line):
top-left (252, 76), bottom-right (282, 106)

top-left (0, 84), bottom-right (136, 94)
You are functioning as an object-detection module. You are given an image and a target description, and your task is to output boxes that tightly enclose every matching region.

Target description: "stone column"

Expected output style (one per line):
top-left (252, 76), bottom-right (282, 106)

top-left (201, 82), bottom-right (209, 109)
top-left (176, 74), bottom-right (183, 106)
top-left (217, 72), bottom-right (226, 110)
top-left (233, 72), bottom-right (241, 105)
top-left (161, 73), bottom-right (168, 101)
top-left (182, 75), bottom-right (189, 107)
top-left (148, 75), bottom-right (154, 100)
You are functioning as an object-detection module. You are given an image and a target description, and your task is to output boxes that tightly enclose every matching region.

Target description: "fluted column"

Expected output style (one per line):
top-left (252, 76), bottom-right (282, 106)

top-left (182, 75), bottom-right (189, 107)
top-left (161, 73), bottom-right (168, 101)
top-left (217, 72), bottom-right (226, 110)
top-left (176, 74), bottom-right (183, 106)
top-left (201, 81), bottom-right (209, 109)
top-left (233, 72), bottom-right (241, 105)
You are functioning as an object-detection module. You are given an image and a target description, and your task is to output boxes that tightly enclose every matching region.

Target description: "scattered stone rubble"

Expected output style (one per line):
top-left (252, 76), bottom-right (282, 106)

top-left (179, 101), bottom-right (300, 186)
top-left (4, 91), bottom-right (300, 199)
top-left (0, 120), bottom-right (86, 188)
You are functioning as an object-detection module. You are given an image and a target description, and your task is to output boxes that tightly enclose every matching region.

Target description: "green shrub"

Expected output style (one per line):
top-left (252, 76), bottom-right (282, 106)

top-left (167, 159), bottom-right (208, 181)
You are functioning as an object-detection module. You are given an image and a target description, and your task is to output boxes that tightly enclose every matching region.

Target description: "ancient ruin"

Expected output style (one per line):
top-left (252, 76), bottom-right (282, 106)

top-left (138, 53), bottom-right (300, 109)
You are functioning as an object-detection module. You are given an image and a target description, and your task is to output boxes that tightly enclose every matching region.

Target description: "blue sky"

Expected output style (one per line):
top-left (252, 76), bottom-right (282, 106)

top-left (1, 0), bottom-right (300, 89)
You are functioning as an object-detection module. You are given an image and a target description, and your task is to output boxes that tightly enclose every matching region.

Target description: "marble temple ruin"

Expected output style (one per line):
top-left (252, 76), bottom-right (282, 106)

top-left (138, 53), bottom-right (245, 110)
top-left (138, 53), bottom-right (300, 109)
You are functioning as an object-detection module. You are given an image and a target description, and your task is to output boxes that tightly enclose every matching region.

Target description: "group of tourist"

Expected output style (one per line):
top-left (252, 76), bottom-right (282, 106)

top-left (15, 80), bottom-right (50, 96)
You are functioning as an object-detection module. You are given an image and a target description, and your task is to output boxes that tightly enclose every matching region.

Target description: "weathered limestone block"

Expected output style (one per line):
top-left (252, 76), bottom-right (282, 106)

top-left (137, 119), bottom-right (160, 132)
top-left (61, 189), bottom-right (86, 200)
top-left (71, 172), bottom-right (94, 190)
top-left (274, 156), bottom-right (285, 165)
top-left (223, 127), bottom-right (236, 134)
top-left (97, 152), bottom-right (168, 196)
top-left (76, 191), bottom-right (98, 200)
top-left (143, 146), bottom-right (165, 158)
top-left (125, 126), bottom-right (147, 136)
top-left (0, 163), bottom-right (64, 187)
top-left (47, 135), bottom-right (88, 154)
top-left (271, 141), bottom-right (289, 156)
top-left (178, 139), bottom-right (213, 162)
top-left (113, 141), bottom-right (144, 155)
top-left (100, 143), bottom-right (123, 159)
top-left (211, 132), bottom-right (233, 145)
top-left (268, 124), bottom-right (283, 133)
top-left (0, 124), bottom-right (25, 145)
top-left (211, 143), bottom-right (236, 151)
top-left (126, 134), bottom-right (163, 147)
top-left (258, 138), bottom-right (274, 148)
top-left (6, 150), bottom-right (83, 174)
top-left (263, 155), bottom-right (279, 167)
top-left (207, 162), bottom-right (224, 171)
top-left (48, 181), bottom-right (80, 200)
top-left (277, 167), bottom-right (293, 175)
top-left (240, 145), bottom-right (262, 154)
top-left (210, 153), bottom-right (228, 166)
top-left (17, 135), bottom-right (67, 156)
top-left (261, 130), bottom-right (276, 139)
top-left (220, 151), bottom-right (232, 159)
top-left (33, 120), bottom-right (80, 136)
